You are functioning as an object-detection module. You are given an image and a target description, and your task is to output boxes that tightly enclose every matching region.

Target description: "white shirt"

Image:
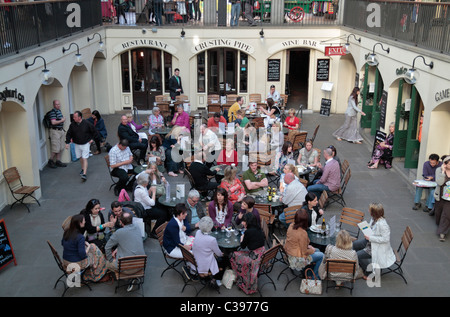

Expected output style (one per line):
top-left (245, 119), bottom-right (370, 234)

top-left (109, 145), bottom-right (133, 171)
top-left (134, 184), bottom-right (155, 210)
top-left (267, 90), bottom-right (281, 103)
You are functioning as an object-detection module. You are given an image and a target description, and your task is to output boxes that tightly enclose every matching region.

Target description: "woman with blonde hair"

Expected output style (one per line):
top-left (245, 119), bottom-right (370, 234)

top-left (284, 108), bottom-right (300, 130)
top-left (318, 230), bottom-right (363, 285)
top-left (352, 203), bottom-right (395, 280)
top-left (162, 125), bottom-right (189, 177)
top-left (219, 165), bottom-right (245, 206)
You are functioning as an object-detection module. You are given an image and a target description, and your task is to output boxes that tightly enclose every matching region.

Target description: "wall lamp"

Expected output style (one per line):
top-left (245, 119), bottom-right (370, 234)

top-left (259, 29), bottom-right (264, 40)
top-left (404, 55), bottom-right (433, 85)
top-left (343, 34), bottom-right (361, 54)
top-left (87, 32), bottom-right (104, 52)
top-left (181, 28), bottom-right (185, 40)
top-left (62, 42), bottom-right (83, 66)
top-left (24, 56), bottom-right (54, 85)
top-left (366, 42), bottom-right (390, 66)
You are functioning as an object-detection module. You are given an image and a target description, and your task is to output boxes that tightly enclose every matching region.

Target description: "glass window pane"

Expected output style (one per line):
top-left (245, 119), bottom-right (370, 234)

top-left (197, 52), bottom-right (205, 93)
top-left (120, 52), bottom-right (130, 92)
top-left (240, 53), bottom-right (248, 92)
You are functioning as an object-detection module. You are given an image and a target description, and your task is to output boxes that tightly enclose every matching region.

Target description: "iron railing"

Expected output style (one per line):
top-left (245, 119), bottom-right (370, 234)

top-left (0, 0), bottom-right (102, 57)
top-left (343, 0), bottom-right (450, 54)
top-left (2, 0), bottom-right (450, 58)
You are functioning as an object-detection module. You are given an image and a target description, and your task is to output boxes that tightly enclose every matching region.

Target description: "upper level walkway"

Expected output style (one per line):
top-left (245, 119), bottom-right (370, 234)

top-left (1, 0), bottom-right (449, 59)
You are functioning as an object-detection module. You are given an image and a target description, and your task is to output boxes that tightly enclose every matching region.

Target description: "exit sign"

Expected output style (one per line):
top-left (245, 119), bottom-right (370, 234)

top-left (325, 46), bottom-right (346, 56)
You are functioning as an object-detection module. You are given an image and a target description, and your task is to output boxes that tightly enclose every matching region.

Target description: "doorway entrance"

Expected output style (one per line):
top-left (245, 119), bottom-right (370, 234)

top-left (287, 49), bottom-right (310, 109)
top-left (131, 48), bottom-right (163, 110)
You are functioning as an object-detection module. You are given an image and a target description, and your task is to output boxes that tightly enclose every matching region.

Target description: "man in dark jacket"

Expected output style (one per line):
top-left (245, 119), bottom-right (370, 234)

top-left (168, 68), bottom-right (183, 101)
top-left (65, 110), bottom-right (96, 181)
top-left (117, 115), bottom-right (148, 163)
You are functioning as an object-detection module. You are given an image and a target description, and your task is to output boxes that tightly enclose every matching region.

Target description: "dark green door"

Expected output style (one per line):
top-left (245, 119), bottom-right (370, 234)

top-left (370, 68), bottom-right (384, 136)
top-left (404, 85), bottom-right (420, 168)
top-left (393, 79), bottom-right (407, 158)
top-left (361, 63), bottom-right (372, 128)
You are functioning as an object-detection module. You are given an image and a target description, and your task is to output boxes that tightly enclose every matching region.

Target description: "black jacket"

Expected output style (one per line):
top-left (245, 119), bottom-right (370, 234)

top-left (118, 123), bottom-right (139, 143)
top-left (65, 119), bottom-right (96, 145)
top-left (189, 161), bottom-right (216, 188)
top-left (168, 75), bottom-right (183, 100)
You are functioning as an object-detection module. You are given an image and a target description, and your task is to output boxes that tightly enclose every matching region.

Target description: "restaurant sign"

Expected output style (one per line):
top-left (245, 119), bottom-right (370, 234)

top-left (113, 39), bottom-right (177, 54)
top-left (192, 39), bottom-right (254, 54)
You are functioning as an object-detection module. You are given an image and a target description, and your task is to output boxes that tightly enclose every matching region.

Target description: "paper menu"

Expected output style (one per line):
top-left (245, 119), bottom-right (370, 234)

top-left (329, 216), bottom-right (336, 236)
top-left (358, 221), bottom-right (373, 237)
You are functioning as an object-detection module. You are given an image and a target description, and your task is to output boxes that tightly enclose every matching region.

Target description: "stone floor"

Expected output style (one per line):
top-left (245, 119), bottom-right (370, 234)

top-left (1, 110), bottom-right (449, 300)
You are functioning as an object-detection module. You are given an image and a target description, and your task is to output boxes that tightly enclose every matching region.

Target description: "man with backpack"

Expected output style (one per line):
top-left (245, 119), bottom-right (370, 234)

top-left (47, 100), bottom-right (67, 169)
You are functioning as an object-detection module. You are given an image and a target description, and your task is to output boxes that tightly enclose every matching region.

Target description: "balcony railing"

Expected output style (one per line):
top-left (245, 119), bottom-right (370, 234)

top-left (343, 0), bottom-right (450, 55)
top-left (1, 0), bottom-right (449, 58)
top-left (0, 0), bottom-right (102, 58)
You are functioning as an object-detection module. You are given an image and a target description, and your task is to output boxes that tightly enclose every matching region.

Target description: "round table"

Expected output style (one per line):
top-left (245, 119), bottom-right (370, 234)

top-left (254, 196), bottom-right (284, 209)
top-left (209, 229), bottom-right (241, 252)
top-left (158, 195), bottom-right (185, 208)
top-left (307, 228), bottom-right (337, 252)
top-left (134, 165), bottom-right (147, 174)
top-left (151, 127), bottom-right (172, 136)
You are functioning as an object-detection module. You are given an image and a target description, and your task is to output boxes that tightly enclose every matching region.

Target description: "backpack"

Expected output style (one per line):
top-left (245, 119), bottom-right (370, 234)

top-left (43, 109), bottom-right (55, 129)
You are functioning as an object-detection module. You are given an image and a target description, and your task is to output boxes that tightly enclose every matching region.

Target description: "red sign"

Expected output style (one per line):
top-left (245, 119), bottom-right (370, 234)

top-left (325, 46), bottom-right (346, 56)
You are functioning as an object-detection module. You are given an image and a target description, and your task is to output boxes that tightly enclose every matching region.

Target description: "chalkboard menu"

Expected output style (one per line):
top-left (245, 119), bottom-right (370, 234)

top-left (0, 219), bottom-right (16, 271)
top-left (320, 98), bottom-right (331, 116)
top-left (379, 90), bottom-right (388, 129)
top-left (267, 59), bottom-right (280, 82)
top-left (316, 59), bottom-right (330, 81)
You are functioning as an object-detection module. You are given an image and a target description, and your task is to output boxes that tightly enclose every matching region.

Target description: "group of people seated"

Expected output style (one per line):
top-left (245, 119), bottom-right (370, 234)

top-left (61, 199), bottom-right (145, 289)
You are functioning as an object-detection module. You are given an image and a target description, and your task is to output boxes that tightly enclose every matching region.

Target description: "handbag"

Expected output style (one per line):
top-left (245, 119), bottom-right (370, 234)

top-left (222, 269), bottom-right (236, 290)
top-left (300, 268), bottom-right (322, 295)
top-left (442, 181), bottom-right (450, 201)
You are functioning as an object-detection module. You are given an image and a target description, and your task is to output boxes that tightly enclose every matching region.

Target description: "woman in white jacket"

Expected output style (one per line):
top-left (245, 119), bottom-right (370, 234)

top-left (352, 203), bottom-right (395, 280)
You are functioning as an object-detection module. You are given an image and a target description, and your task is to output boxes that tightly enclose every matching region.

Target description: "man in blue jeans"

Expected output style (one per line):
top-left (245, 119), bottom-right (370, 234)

top-left (413, 153), bottom-right (441, 213)
top-left (307, 148), bottom-right (340, 199)
top-left (230, 0), bottom-right (241, 26)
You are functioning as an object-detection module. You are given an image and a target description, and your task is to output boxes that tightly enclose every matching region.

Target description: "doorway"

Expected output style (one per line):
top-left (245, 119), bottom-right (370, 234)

top-left (287, 49), bottom-right (310, 109)
top-left (131, 48), bottom-right (163, 110)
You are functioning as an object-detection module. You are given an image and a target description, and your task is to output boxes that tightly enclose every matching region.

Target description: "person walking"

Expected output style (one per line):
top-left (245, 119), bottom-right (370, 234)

top-left (65, 111), bottom-right (96, 181)
top-left (332, 87), bottom-right (366, 144)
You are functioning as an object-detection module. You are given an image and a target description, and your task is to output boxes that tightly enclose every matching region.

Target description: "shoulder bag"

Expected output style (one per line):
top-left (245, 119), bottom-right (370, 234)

top-left (300, 268), bottom-right (322, 295)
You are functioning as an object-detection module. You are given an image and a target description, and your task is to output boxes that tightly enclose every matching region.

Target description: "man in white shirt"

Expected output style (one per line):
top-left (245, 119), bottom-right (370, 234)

top-left (279, 172), bottom-right (307, 227)
top-left (109, 139), bottom-right (136, 196)
top-left (199, 124), bottom-right (222, 167)
top-left (267, 84), bottom-right (281, 104)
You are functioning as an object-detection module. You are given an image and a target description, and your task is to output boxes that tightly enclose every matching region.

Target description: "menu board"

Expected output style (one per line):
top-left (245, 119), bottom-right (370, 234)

top-left (379, 90), bottom-right (388, 129)
top-left (0, 219), bottom-right (16, 271)
top-left (267, 59), bottom-right (280, 82)
top-left (316, 59), bottom-right (330, 81)
top-left (320, 98), bottom-right (331, 116)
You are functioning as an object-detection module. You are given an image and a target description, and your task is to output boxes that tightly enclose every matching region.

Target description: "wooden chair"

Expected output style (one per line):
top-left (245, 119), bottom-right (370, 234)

top-left (325, 259), bottom-right (357, 295)
top-left (341, 159), bottom-right (350, 177)
top-left (256, 244), bottom-right (281, 296)
top-left (314, 148), bottom-right (321, 162)
top-left (249, 93), bottom-right (262, 103)
top-left (338, 207), bottom-right (365, 239)
top-left (280, 94), bottom-right (288, 107)
top-left (81, 107), bottom-right (92, 119)
top-left (208, 104), bottom-right (222, 116)
top-left (327, 168), bottom-right (351, 207)
top-left (176, 95), bottom-right (189, 102)
top-left (156, 222), bottom-right (184, 279)
top-left (283, 205), bottom-right (302, 227)
top-left (155, 95), bottom-right (170, 103)
top-left (292, 131), bottom-right (308, 152)
top-left (207, 94), bottom-right (220, 105)
top-left (310, 124), bottom-right (320, 143)
top-left (3, 167), bottom-right (40, 212)
top-left (47, 240), bottom-right (92, 297)
top-left (114, 255), bottom-right (147, 296)
top-left (318, 190), bottom-right (328, 210)
top-left (178, 244), bottom-right (220, 296)
top-left (252, 117), bottom-right (265, 129)
top-left (381, 226), bottom-right (413, 284)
